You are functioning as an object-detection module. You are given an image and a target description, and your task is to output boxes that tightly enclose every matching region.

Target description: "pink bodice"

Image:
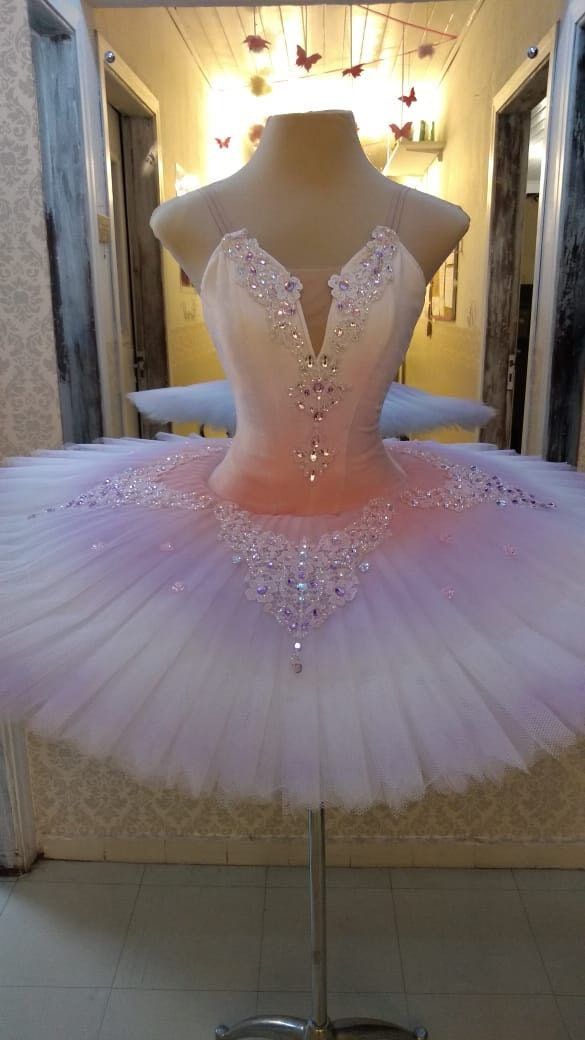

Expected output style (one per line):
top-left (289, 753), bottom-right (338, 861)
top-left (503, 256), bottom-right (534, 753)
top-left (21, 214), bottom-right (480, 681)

top-left (198, 227), bottom-right (427, 515)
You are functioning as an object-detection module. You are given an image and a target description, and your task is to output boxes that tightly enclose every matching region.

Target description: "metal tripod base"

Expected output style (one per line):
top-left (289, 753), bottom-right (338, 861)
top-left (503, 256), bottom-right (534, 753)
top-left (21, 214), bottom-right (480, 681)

top-left (215, 807), bottom-right (428, 1040)
top-left (216, 1014), bottom-right (427, 1038)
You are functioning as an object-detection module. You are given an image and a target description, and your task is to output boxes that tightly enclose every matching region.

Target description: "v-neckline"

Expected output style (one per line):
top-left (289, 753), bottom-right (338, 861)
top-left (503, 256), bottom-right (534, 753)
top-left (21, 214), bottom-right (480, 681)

top-left (274, 239), bottom-right (371, 361)
top-left (201, 226), bottom-right (414, 362)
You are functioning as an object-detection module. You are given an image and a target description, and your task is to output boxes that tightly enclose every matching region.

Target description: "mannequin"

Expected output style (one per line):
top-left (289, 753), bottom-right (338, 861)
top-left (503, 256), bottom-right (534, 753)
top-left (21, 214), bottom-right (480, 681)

top-left (150, 109), bottom-right (469, 291)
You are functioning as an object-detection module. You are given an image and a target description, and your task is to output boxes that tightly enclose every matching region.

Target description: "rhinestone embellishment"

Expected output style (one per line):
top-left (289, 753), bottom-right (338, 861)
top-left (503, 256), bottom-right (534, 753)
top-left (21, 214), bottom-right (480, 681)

top-left (214, 496), bottom-right (394, 672)
top-left (398, 446), bottom-right (558, 512)
top-left (222, 227), bottom-right (398, 485)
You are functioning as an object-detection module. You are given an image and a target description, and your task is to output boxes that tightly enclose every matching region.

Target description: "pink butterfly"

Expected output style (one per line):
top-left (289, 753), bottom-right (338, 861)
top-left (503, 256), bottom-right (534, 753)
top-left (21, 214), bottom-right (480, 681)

top-left (243, 34), bottom-right (270, 53)
top-left (389, 122), bottom-right (413, 141)
top-left (215, 137), bottom-right (231, 149)
top-left (296, 45), bottom-right (322, 72)
top-left (343, 63), bottom-right (364, 78)
top-left (399, 87), bottom-right (417, 107)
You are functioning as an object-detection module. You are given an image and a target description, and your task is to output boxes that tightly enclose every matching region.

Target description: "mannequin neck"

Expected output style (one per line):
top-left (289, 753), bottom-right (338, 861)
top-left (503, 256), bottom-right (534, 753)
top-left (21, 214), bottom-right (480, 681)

top-left (244, 110), bottom-right (374, 188)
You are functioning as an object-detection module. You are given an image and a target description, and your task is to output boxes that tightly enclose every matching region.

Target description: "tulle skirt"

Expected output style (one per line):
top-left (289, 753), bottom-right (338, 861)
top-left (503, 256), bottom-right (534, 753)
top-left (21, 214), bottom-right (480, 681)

top-left (1, 433), bottom-right (585, 812)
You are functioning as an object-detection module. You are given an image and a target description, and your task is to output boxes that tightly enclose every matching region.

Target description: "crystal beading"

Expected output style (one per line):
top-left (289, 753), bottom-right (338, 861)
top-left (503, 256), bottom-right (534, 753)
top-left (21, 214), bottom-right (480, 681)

top-left (222, 227), bottom-right (398, 485)
top-left (29, 448), bottom-right (222, 516)
top-left (214, 496), bottom-right (394, 673)
top-left (31, 441), bottom-right (557, 673)
top-left (396, 444), bottom-right (558, 512)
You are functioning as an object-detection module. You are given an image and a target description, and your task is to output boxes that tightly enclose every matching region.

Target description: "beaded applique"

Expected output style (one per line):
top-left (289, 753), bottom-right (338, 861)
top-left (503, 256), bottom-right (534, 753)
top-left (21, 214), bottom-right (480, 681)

top-left (221, 227), bottom-right (398, 485)
top-left (28, 446), bottom-right (223, 517)
top-left (397, 444), bottom-right (557, 511)
top-left (31, 442), bottom-right (557, 672)
top-left (215, 496), bottom-right (393, 673)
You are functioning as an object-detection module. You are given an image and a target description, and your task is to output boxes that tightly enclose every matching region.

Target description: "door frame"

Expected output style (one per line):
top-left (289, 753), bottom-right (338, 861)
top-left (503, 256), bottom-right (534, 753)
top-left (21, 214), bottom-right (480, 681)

top-left (479, 26), bottom-right (556, 450)
top-left (97, 33), bottom-right (168, 435)
top-left (522, 0), bottom-right (585, 456)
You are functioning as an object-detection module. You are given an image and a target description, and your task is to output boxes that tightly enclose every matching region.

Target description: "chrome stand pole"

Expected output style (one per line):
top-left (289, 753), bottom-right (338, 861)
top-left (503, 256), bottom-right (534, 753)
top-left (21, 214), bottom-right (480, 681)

top-left (216, 808), bottom-right (427, 1040)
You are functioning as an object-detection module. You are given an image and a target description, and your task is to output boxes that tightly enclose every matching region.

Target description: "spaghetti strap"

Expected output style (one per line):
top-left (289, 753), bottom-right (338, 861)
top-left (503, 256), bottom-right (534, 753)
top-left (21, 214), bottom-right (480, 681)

top-left (204, 184), bottom-right (232, 236)
top-left (385, 184), bottom-right (411, 232)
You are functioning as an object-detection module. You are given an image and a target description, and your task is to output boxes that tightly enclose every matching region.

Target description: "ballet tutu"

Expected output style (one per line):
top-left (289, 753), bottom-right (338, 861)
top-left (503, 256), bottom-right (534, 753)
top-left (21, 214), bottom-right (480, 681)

top-left (1, 432), bottom-right (585, 812)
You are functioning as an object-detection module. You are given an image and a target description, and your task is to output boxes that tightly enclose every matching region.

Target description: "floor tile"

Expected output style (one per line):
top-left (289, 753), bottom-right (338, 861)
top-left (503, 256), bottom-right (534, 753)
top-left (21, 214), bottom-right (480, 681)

top-left (142, 864), bottom-right (266, 887)
top-left (557, 996), bottom-right (585, 1040)
top-left (514, 868), bottom-right (585, 891)
top-left (19, 859), bottom-right (144, 885)
top-left (522, 890), bottom-right (585, 994)
top-left (99, 989), bottom-right (257, 1040)
top-left (0, 882), bottom-right (14, 915)
top-left (391, 867), bottom-right (515, 890)
top-left (406, 994), bottom-right (566, 1040)
top-left (114, 884), bottom-right (264, 990)
top-left (395, 889), bottom-right (550, 994)
top-left (267, 866), bottom-right (391, 889)
top-left (259, 886), bottom-right (403, 993)
top-left (0, 882), bottom-right (138, 987)
top-left (257, 990), bottom-right (408, 1022)
top-left (0, 987), bottom-right (109, 1040)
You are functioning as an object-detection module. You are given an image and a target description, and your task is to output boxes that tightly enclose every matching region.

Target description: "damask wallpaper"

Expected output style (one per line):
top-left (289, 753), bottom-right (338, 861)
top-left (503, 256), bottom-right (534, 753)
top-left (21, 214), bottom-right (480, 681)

top-left (2, 0), bottom-right (585, 866)
top-left (0, 0), bottom-right (62, 458)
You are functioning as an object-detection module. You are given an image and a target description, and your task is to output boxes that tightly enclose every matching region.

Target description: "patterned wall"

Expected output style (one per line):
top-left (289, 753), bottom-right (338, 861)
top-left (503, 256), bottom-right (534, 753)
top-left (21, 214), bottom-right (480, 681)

top-left (0, 0), bottom-right (62, 458)
top-left (28, 733), bottom-right (585, 848)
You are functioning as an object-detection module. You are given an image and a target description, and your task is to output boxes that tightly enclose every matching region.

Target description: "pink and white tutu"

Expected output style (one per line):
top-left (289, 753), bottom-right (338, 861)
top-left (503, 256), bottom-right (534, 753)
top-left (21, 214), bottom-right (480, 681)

top-left (1, 220), bottom-right (585, 812)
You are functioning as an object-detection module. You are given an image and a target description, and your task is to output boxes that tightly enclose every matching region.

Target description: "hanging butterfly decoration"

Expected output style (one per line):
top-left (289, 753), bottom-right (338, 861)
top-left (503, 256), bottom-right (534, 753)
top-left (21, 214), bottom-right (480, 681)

top-left (296, 44), bottom-right (322, 72)
top-left (399, 86), bottom-right (417, 108)
top-left (215, 137), bottom-right (231, 149)
top-left (243, 34), bottom-right (270, 53)
top-left (418, 43), bottom-right (436, 59)
top-left (343, 63), bottom-right (364, 78)
top-left (389, 122), bottom-right (413, 141)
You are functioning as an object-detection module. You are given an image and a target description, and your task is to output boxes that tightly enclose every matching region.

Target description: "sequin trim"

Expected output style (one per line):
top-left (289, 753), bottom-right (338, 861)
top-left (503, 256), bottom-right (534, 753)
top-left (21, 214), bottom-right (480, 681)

top-left (221, 227), bottom-right (398, 485)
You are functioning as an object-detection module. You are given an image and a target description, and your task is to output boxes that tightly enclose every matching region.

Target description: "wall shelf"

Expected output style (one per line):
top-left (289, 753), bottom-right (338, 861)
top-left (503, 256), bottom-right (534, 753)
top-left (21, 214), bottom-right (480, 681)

top-left (383, 139), bottom-right (445, 178)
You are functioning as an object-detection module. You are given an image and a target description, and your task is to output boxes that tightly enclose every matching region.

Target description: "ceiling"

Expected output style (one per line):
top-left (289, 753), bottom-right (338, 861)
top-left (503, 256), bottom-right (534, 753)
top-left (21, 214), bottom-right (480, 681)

top-left (177, 2), bottom-right (479, 91)
top-left (169, 2), bottom-right (482, 171)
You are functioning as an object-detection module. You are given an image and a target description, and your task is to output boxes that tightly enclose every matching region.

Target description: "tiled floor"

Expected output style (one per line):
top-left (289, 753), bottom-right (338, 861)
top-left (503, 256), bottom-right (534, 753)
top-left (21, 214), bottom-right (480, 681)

top-left (0, 862), bottom-right (584, 1039)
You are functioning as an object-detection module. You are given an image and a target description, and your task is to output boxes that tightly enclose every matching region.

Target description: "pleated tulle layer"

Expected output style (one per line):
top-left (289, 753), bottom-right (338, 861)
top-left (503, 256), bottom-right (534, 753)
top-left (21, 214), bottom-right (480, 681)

top-left (1, 432), bottom-right (585, 811)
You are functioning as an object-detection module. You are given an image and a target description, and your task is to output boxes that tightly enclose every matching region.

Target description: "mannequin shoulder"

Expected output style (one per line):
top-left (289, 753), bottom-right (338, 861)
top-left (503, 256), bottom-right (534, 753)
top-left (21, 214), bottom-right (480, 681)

top-left (404, 187), bottom-right (470, 238)
top-left (149, 188), bottom-right (222, 286)
top-left (400, 188), bottom-right (470, 282)
top-left (150, 190), bottom-right (216, 250)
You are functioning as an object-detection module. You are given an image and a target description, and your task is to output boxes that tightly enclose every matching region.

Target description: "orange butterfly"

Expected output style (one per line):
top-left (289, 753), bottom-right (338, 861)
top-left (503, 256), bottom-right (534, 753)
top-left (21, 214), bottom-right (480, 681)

top-left (296, 44), bottom-right (322, 72)
top-left (215, 137), bottom-right (231, 149)
top-left (398, 87), bottom-right (417, 107)
top-left (389, 122), bottom-right (413, 141)
top-left (243, 34), bottom-right (270, 53)
top-left (343, 63), bottom-right (364, 78)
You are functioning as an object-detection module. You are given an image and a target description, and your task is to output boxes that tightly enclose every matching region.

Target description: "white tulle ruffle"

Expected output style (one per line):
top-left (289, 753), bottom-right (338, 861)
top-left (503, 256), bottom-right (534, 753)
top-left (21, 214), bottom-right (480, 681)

top-left (1, 433), bottom-right (585, 812)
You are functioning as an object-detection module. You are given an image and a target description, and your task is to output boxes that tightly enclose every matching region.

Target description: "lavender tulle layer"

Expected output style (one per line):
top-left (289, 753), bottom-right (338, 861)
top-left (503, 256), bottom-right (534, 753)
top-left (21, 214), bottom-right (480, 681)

top-left (1, 432), bottom-right (585, 812)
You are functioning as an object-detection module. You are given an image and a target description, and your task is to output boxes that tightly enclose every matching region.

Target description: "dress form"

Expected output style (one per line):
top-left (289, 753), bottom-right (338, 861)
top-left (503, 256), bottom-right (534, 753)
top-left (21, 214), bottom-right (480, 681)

top-left (149, 109), bottom-right (469, 288)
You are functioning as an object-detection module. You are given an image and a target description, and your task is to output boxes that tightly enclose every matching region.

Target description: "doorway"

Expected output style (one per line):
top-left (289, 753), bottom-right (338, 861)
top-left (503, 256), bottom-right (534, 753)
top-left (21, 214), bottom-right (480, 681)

top-left (480, 38), bottom-right (553, 450)
top-left (100, 41), bottom-right (169, 437)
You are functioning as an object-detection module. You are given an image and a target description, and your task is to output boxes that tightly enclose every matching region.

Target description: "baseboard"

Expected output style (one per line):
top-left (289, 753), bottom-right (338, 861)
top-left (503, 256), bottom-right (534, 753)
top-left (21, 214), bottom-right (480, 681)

top-left (37, 835), bottom-right (585, 869)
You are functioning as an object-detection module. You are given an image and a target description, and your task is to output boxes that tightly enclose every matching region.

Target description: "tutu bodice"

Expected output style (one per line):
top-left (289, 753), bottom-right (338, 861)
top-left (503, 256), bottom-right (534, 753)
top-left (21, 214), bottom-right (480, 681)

top-left (200, 226), bottom-right (426, 514)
